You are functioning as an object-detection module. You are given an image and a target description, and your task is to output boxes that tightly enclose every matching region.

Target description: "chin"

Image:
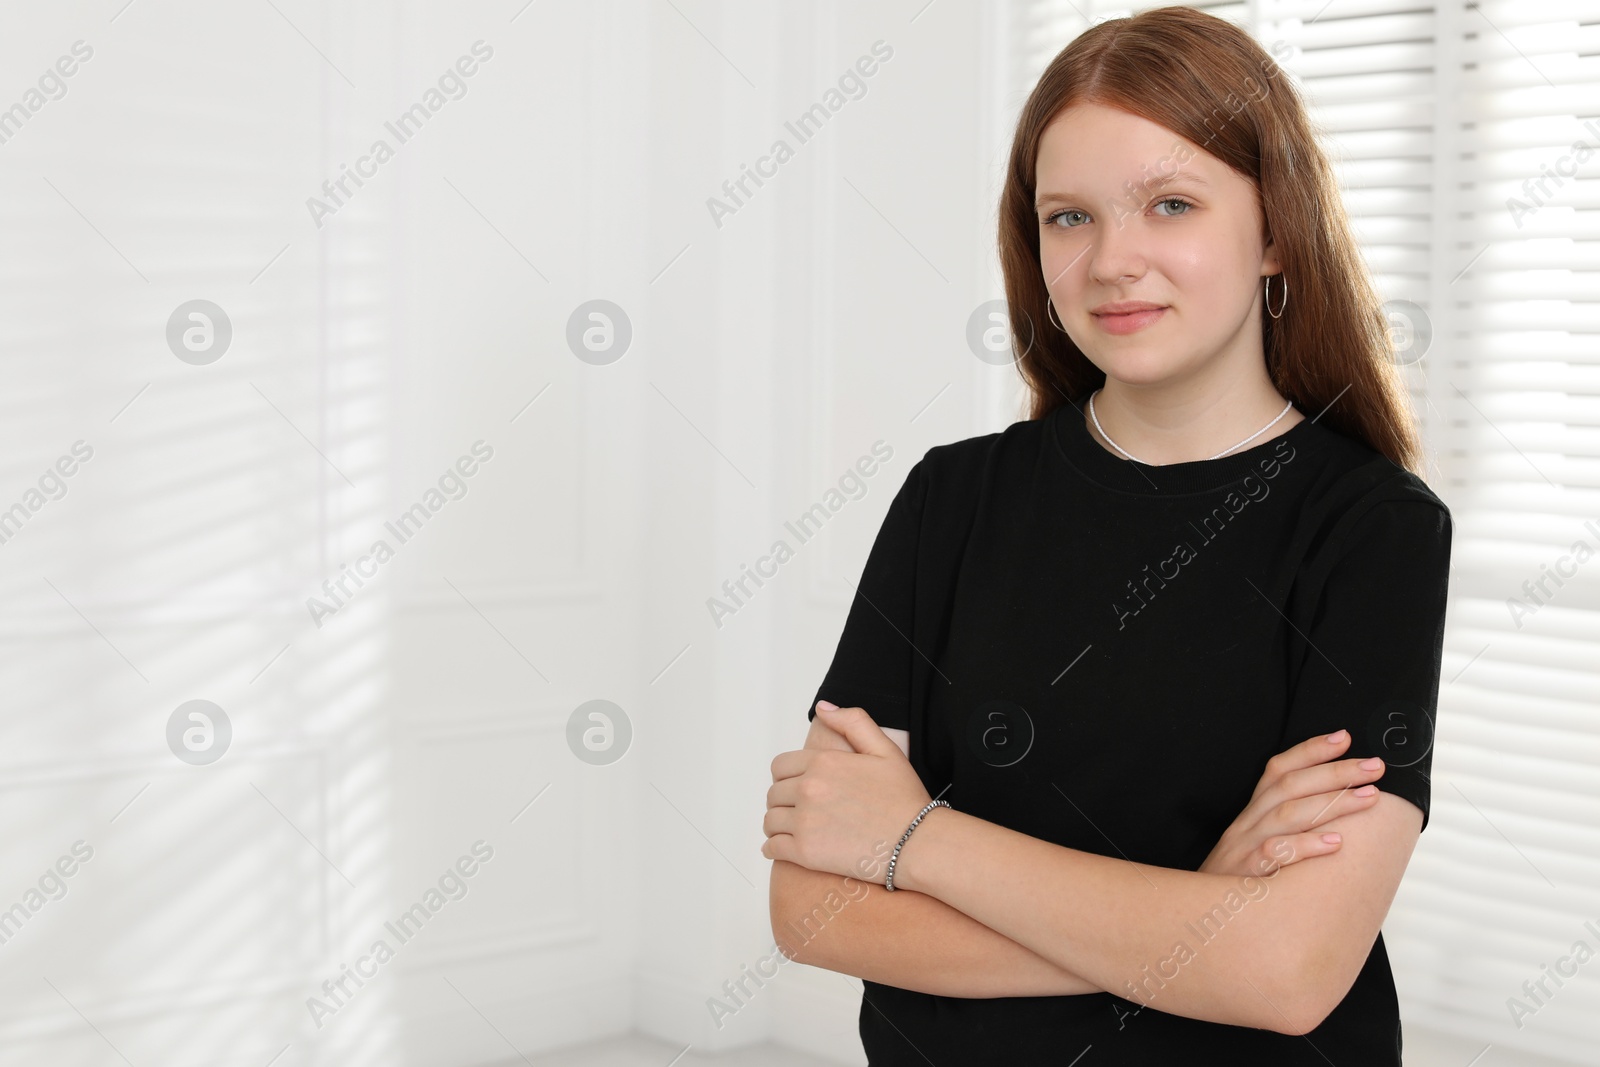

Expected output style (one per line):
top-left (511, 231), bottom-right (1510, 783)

top-left (1092, 354), bottom-right (1178, 388)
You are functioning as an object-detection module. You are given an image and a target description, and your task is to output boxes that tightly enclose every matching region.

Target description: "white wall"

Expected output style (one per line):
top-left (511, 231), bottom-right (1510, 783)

top-left (0, 2), bottom-right (1014, 1065)
top-left (625, 0), bottom-right (1019, 1059)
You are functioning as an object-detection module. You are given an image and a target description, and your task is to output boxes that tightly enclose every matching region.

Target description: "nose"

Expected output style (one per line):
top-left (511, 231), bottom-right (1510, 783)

top-left (1086, 213), bottom-right (1148, 287)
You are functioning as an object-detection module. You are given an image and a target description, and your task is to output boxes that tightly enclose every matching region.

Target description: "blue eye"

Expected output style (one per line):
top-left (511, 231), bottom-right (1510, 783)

top-left (1042, 196), bottom-right (1195, 229)
top-left (1045, 209), bottom-right (1090, 229)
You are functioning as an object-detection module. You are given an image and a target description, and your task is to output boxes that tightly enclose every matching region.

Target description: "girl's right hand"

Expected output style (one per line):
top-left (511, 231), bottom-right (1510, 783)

top-left (1198, 729), bottom-right (1387, 879)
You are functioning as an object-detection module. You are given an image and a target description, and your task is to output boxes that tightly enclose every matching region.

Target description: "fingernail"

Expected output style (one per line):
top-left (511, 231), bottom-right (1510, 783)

top-left (816, 700), bottom-right (839, 712)
top-left (1327, 730), bottom-right (1348, 743)
top-left (1355, 785), bottom-right (1377, 796)
top-left (1360, 757), bottom-right (1383, 770)
top-left (1322, 833), bottom-right (1342, 844)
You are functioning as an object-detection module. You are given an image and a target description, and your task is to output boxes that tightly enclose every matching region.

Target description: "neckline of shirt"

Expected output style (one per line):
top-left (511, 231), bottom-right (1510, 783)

top-left (1050, 388), bottom-right (1327, 496)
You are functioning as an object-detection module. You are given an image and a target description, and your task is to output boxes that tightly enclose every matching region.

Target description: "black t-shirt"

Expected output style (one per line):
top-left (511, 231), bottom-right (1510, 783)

top-left (805, 390), bottom-right (1452, 1064)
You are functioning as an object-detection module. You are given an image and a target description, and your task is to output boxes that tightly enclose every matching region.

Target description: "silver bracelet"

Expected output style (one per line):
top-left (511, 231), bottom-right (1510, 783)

top-left (885, 799), bottom-right (949, 892)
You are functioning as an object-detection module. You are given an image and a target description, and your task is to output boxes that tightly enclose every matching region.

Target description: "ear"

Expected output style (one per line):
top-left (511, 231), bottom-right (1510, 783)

top-left (1261, 239), bottom-right (1282, 278)
top-left (1257, 188), bottom-right (1281, 275)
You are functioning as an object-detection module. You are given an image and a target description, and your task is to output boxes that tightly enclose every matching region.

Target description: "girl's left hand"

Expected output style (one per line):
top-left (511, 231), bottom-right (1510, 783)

top-left (762, 703), bottom-right (932, 883)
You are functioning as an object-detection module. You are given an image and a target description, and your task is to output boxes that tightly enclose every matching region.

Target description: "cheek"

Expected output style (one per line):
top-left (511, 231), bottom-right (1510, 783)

top-left (1167, 231), bottom-right (1253, 301)
top-left (1040, 241), bottom-right (1089, 293)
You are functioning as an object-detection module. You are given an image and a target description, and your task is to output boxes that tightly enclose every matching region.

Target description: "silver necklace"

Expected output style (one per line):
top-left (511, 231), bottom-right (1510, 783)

top-left (1087, 388), bottom-right (1295, 466)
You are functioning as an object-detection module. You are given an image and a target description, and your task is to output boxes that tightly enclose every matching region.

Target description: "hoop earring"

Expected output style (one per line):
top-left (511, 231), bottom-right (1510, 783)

top-left (1046, 297), bottom-right (1067, 333)
top-left (1265, 274), bottom-right (1288, 319)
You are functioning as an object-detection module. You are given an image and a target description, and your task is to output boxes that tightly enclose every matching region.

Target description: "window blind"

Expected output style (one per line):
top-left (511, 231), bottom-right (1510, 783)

top-left (1011, 2), bottom-right (1600, 1062)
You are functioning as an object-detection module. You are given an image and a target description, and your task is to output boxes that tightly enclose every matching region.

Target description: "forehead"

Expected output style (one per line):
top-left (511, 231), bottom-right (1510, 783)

top-left (1035, 102), bottom-right (1223, 192)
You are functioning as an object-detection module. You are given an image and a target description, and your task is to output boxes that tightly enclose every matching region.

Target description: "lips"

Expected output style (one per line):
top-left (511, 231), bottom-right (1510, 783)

top-left (1092, 302), bottom-right (1165, 315)
top-left (1093, 306), bottom-right (1167, 335)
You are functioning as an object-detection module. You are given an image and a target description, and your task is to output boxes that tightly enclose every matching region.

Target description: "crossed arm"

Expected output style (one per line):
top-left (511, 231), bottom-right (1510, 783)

top-left (769, 716), bottom-right (1421, 1036)
top-left (882, 787), bottom-right (1420, 1034)
top-left (771, 723), bottom-right (1103, 998)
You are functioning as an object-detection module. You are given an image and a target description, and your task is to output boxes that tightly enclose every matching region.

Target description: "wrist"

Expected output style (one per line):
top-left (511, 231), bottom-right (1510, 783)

top-left (887, 801), bottom-right (953, 895)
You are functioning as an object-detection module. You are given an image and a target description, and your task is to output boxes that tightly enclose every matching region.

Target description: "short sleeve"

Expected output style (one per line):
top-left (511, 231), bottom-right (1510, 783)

top-left (805, 459), bottom-right (928, 731)
top-left (1279, 497), bottom-right (1453, 833)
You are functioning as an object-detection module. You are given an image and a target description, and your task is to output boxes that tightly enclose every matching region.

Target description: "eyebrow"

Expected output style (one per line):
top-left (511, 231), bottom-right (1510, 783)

top-left (1036, 172), bottom-right (1210, 208)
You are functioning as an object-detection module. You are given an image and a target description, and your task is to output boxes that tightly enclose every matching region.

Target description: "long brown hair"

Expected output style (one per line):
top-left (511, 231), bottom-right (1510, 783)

top-left (1000, 5), bottom-right (1424, 476)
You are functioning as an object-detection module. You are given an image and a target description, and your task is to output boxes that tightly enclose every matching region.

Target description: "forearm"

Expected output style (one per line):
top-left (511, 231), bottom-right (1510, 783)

top-left (892, 810), bottom-right (1309, 1033)
top-left (769, 859), bottom-right (1103, 998)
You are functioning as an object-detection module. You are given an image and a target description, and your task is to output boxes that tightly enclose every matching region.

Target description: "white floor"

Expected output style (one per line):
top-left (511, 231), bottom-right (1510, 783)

top-left (1402, 1027), bottom-right (1579, 1067)
top-left (478, 1026), bottom-right (1583, 1067)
